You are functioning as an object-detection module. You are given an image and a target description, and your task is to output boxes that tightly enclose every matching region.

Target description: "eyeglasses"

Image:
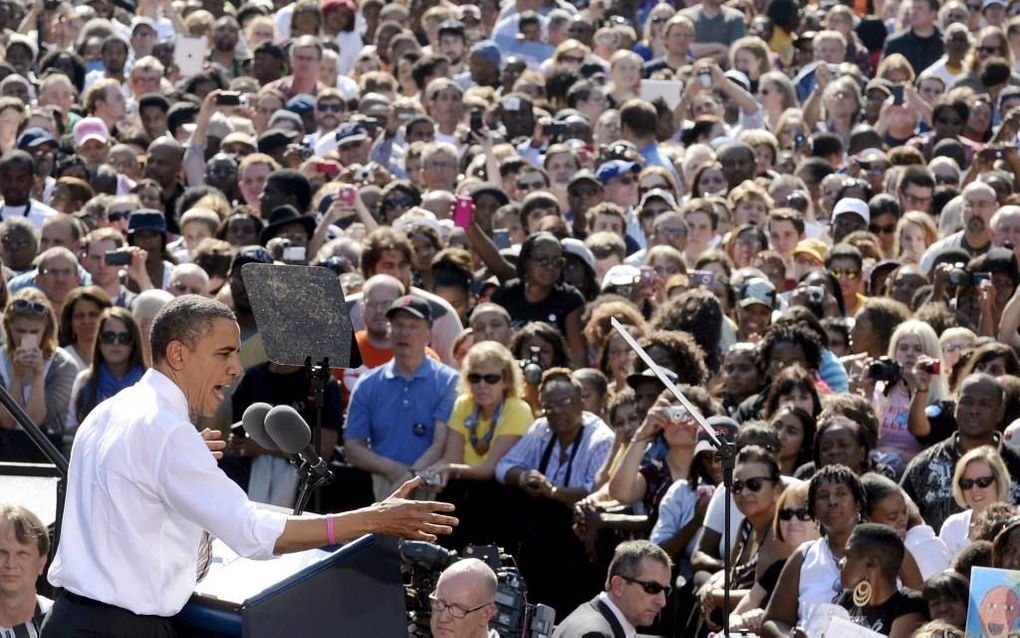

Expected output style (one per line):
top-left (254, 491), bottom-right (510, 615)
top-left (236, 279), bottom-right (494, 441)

top-left (428, 594), bottom-right (491, 619)
top-left (778, 507), bottom-right (813, 521)
top-left (559, 54), bottom-right (585, 64)
top-left (12, 299), bottom-right (48, 315)
top-left (960, 475), bottom-right (996, 490)
top-left (829, 267), bottom-right (860, 279)
top-left (619, 575), bottom-right (672, 596)
top-left (532, 255), bottom-right (565, 269)
top-left (732, 476), bottom-right (776, 494)
top-left (107, 211), bottom-right (133, 222)
top-left (317, 102), bottom-right (344, 112)
top-left (540, 396), bottom-right (575, 413)
top-left (869, 223), bottom-right (897, 235)
top-left (99, 330), bottom-right (133, 345)
top-left (467, 372), bottom-right (502, 385)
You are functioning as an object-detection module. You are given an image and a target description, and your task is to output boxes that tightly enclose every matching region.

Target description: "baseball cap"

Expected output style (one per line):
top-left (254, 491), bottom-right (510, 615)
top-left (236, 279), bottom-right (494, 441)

top-left (469, 182), bottom-right (510, 206)
top-left (694, 416), bottom-right (740, 457)
top-left (257, 128), bottom-right (299, 153)
top-left (832, 197), bottom-right (871, 225)
top-left (386, 295), bottom-right (433, 325)
top-left (221, 131), bottom-right (257, 151)
top-left (127, 209), bottom-right (167, 235)
top-left (738, 276), bottom-right (777, 309)
top-left (286, 94), bottom-right (316, 116)
top-left (16, 127), bottom-right (56, 150)
top-left (470, 40), bottom-right (501, 68)
top-left (601, 264), bottom-right (640, 291)
top-left (74, 117), bottom-right (110, 147)
top-left (596, 160), bottom-right (640, 185)
top-left (724, 69), bottom-right (751, 92)
top-left (562, 237), bottom-right (596, 274)
top-left (984, 0), bottom-right (1005, 9)
top-left (793, 238), bottom-right (828, 263)
top-left (336, 122), bottom-right (370, 145)
top-left (254, 41), bottom-right (285, 60)
top-left (639, 188), bottom-right (678, 210)
top-left (230, 245), bottom-right (273, 271)
top-left (568, 170), bottom-right (601, 188)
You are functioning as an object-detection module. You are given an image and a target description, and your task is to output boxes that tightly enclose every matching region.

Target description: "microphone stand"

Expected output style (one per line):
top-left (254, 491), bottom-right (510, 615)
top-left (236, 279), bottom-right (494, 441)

top-left (0, 384), bottom-right (69, 553)
top-left (609, 318), bottom-right (736, 638)
top-left (303, 356), bottom-right (331, 513)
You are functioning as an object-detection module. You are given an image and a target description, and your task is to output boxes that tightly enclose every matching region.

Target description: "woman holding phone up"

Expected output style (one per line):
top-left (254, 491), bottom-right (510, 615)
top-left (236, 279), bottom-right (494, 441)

top-left (0, 289), bottom-right (78, 460)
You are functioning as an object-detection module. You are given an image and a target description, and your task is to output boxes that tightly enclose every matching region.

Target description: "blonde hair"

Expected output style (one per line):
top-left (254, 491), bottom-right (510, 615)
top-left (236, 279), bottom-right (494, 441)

top-left (886, 320), bottom-right (949, 404)
top-left (729, 36), bottom-right (772, 74)
top-left (457, 341), bottom-right (524, 399)
top-left (952, 445), bottom-right (1011, 508)
top-left (895, 211), bottom-right (938, 258)
top-left (4, 288), bottom-right (58, 357)
top-left (729, 180), bottom-right (774, 209)
top-left (876, 53), bottom-right (916, 84)
top-left (772, 480), bottom-right (808, 543)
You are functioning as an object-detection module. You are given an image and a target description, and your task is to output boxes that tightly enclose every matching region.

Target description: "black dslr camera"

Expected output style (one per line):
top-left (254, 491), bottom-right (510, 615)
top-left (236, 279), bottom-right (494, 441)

top-left (868, 356), bottom-right (902, 383)
top-left (520, 346), bottom-right (544, 386)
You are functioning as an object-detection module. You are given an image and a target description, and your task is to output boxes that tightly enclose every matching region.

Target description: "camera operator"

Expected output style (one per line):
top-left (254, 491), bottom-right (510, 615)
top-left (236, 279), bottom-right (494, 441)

top-left (430, 559), bottom-right (499, 638)
top-left (861, 320), bottom-right (949, 476)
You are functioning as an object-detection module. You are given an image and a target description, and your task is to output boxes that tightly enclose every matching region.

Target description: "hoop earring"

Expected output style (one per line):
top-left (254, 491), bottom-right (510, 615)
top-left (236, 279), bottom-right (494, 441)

top-left (852, 580), bottom-right (872, 607)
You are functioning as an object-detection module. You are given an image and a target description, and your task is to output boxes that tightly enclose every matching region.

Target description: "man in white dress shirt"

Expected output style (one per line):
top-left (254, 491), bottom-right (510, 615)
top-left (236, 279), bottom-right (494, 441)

top-left (43, 295), bottom-right (456, 637)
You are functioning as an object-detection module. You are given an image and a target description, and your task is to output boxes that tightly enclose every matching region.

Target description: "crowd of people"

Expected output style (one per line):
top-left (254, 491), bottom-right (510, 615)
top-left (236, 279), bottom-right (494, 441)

top-left (1, 0), bottom-right (1020, 634)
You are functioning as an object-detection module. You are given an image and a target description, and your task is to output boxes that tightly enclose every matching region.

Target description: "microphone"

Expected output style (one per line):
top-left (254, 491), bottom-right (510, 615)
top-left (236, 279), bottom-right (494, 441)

top-left (263, 405), bottom-right (334, 484)
top-left (239, 402), bottom-right (277, 450)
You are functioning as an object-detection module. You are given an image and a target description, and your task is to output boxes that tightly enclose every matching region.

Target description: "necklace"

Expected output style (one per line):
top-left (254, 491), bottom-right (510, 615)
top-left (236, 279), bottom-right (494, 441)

top-left (465, 400), bottom-right (503, 456)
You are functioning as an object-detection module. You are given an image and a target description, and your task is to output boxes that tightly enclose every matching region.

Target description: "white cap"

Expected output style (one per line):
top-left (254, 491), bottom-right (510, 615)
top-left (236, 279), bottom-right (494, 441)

top-left (601, 264), bottom-right (640, 291)
top-left (832, 197), bottom-right (870, 225)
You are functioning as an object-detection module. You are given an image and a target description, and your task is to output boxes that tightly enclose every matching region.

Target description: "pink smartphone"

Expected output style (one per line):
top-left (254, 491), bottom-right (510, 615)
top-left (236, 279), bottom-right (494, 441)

top-left (339, 185), bottom-right (356, 207)
top-left (454, 196), bottom-right (474, 228)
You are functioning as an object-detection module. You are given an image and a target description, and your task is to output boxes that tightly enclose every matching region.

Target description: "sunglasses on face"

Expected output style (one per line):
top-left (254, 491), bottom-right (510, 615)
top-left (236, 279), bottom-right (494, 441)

top-left (108, 211), bottom-right (132, 222)
top-left (532, 256), bottom-right (565, 269)
top-left (467, 372), bottom-right (502, 385)
top-left (383, 196), bottom-right (416, 210)
top-left (732, 476), bottom-right (775, 494)
top-left (869, 223), bottom-right (897, 235)
top-left (829, 267), bottom-right (860, 279)
top-left (960, 475), bottom-right (996, 490)
top-left (99, 330), bottom-right (133, 345)
top-left (778, 507), bottom-right (812, 521)
top-left (559, 54), bottom-right (584, 64)
top-left (317, 102), bottom-right (343, 112)
top-left (13, 299), bottom-right (48, 315)
top-left (620, 575), bottom-right (671, 596)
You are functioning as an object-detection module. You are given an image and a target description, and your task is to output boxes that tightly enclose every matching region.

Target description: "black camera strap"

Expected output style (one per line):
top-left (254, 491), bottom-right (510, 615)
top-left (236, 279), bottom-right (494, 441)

top-left (538, 426), bottom-right (584, 487)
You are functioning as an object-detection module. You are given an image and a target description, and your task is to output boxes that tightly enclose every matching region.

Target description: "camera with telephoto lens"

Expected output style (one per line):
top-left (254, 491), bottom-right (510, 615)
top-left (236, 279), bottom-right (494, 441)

top-left (868, 356), bottom-right (902, 383)
top-left (948, 262), bottom-right (969, 287)
top-left (402, 541), bottom-right (555, 637)
top-left (520, 346), bottom-right (544, 386)
top-left (807, 285), bottom-right (825, 305)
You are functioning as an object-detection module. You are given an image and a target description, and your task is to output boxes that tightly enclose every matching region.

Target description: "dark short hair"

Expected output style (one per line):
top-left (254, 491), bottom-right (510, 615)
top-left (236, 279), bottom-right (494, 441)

top-left (922, 570), bottom-right (969, 606)
top-left (606, 540), bottom-right (672, 591)
top-left (807, 464), bottom-right (866, 519)
top-left (150, 295), bottom-right (236, 364)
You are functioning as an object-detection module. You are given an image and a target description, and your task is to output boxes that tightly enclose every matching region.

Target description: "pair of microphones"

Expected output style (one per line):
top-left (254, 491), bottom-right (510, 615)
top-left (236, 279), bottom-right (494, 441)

top-left (235, 403), bottom-right (334, 484)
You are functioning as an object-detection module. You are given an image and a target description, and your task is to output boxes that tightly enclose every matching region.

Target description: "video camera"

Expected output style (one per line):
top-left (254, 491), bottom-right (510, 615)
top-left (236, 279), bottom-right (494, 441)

top-left (401, 541), bottom-right (555, 638)
top-left (519, 346), bottom-right (544, 386)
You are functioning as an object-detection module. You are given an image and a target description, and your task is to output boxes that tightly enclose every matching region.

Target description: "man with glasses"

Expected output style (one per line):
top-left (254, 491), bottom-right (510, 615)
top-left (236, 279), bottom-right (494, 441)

top-left (430, 559), bottom-right (499, 638)
top-left (304, 89), bottom-right (346, 149)
top-left (896, 164), bottom-right (936, 216)
top-left (266, 36), bottom-right (324, 101)
top-left (497, 368), bottom-right (614, 615)
top-left (921, 181), bottom-right (997, 271)
top-left (554, 540), bottom-right (672, 637)
top-left (566, 171), bottom-right (605, 239)
top-left (35, 247), bottom-right (85, 314)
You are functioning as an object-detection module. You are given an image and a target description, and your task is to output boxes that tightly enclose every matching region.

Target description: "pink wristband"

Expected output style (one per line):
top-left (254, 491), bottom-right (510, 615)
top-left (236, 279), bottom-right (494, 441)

top-left (326, 516), bottom-right (336, 545)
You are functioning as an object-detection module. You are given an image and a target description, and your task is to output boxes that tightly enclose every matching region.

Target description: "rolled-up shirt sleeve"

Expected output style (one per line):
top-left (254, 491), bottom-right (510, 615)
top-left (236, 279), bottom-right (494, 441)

top-left (495, 427), bottom-right (542, 484)
top-left (158, 426), bottom-right (288, 560)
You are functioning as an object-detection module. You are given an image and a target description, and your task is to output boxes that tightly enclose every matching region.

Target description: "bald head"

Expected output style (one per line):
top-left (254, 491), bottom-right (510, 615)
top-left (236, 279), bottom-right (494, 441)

top-left (957, 372), bottom-right (1005, 442)
top-left (362, 273), bottom-right (405, 298)
top-left (436, 558), bottom-right (498, 600)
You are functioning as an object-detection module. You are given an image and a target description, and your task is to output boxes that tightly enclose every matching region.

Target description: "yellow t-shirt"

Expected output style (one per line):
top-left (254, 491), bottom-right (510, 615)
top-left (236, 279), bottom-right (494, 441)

top-left (448, 395), bottom-right (534, 466)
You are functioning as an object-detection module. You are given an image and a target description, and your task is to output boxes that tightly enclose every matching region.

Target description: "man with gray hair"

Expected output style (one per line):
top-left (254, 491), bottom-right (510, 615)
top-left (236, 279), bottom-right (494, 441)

top-left (130, 288), bottom-right (174, 367)
top-left (430, 559), bottom-right (499, 638)
top-left (553, 540), bottom-right (673, 637)
top-left (45, 296), bottom-right (456, 637)
top-left (992, 205), bottom-right (1020, 262)
top-left (35, 247), bottom-right (85, 314)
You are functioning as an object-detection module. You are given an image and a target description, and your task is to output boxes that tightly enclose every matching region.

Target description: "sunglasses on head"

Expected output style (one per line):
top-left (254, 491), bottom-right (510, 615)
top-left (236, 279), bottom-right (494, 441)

top-left (960, 475), bottom-right (996, 490)
top-left (732, 476), bottom-right (775, 494)
top-left (100, 330), bottom-right (133, 345)
top-left (778, 507), bottom-right (812, 521)
top-left (467, 372), bottom-right (502, 385)
top-left (13, 299), bottom-right (48, 315)
top-left (620, 575), bottom-right (671, 596)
